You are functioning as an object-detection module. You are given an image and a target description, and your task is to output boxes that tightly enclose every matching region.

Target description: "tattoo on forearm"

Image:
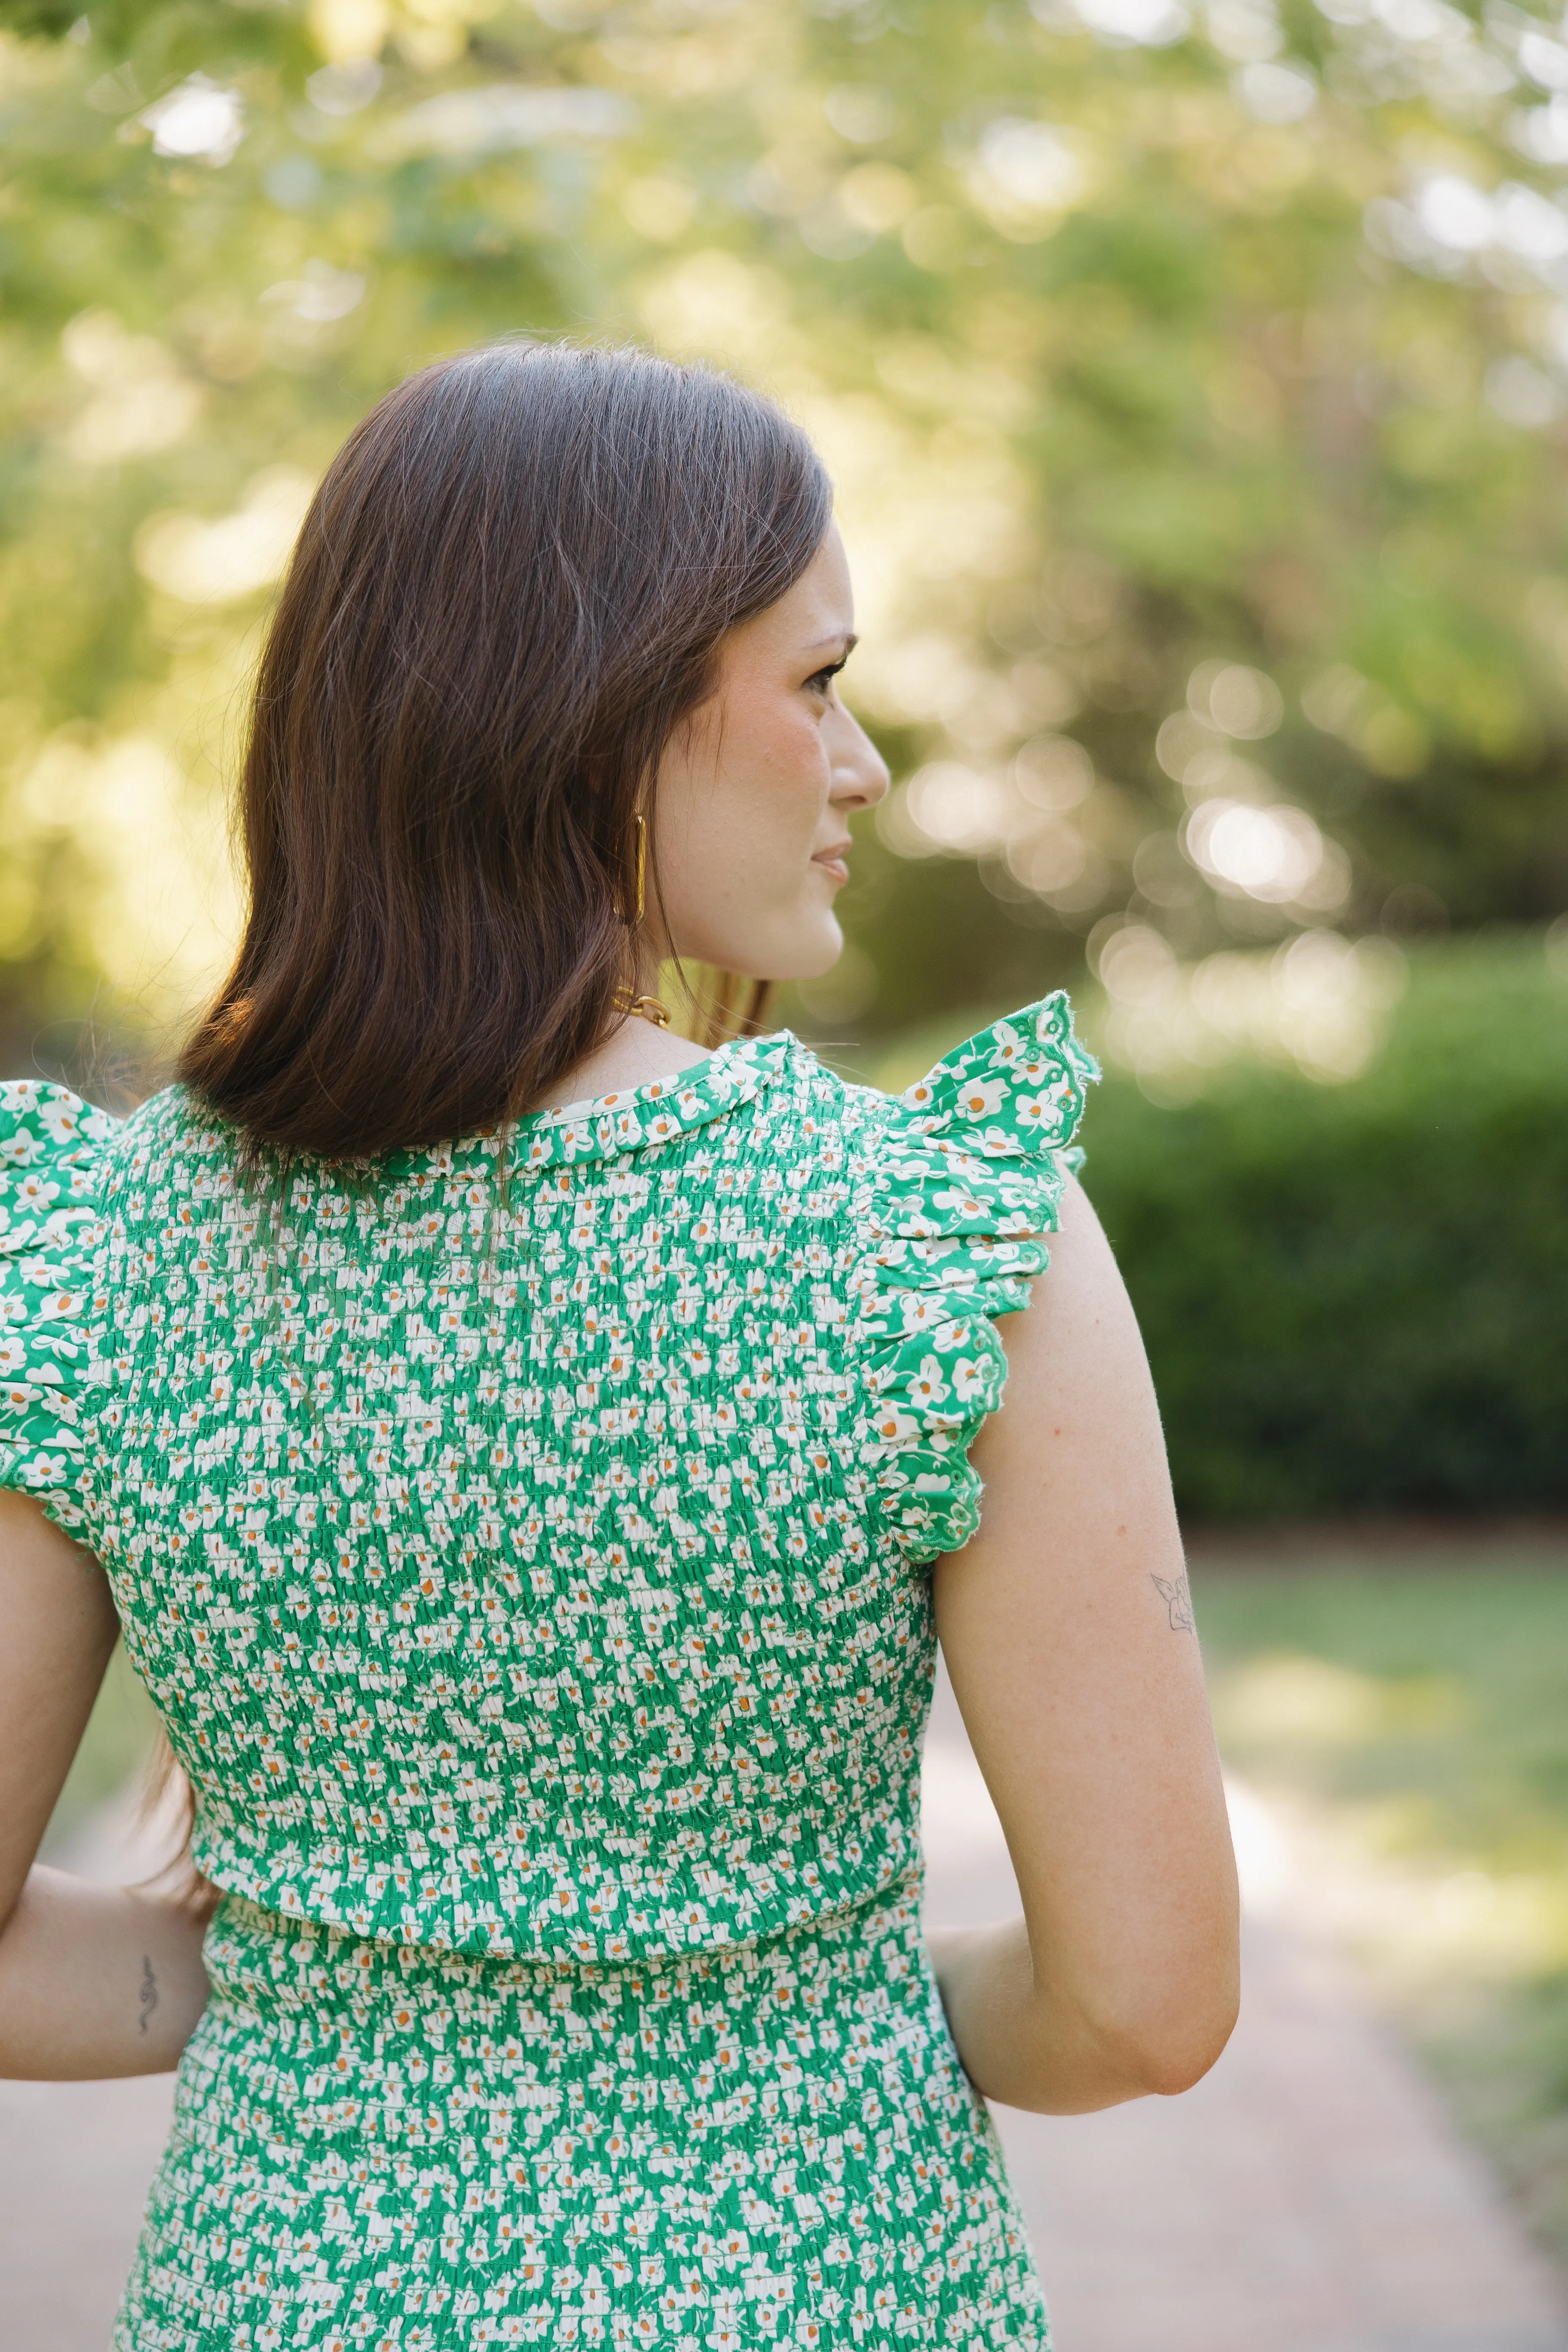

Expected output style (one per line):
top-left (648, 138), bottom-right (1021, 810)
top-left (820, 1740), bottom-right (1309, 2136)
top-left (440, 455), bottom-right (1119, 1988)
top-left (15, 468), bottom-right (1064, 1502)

top-left (1152, 1572), bottom-right (1196, 1633)
top-left (138, 1955), bottom-right (159, 2039)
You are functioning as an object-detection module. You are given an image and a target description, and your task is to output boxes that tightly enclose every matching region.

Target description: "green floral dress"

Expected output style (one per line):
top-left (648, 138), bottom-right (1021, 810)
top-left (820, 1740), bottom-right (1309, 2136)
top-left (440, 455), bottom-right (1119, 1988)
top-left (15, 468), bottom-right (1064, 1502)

top-left (0, 995), bottom-right (1095, 2352)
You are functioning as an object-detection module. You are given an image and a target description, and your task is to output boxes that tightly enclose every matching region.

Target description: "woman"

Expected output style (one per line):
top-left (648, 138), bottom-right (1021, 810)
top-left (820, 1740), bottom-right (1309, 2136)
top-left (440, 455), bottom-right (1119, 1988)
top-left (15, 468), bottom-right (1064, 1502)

top-left (0, 342), bottom-right (1237, 2349)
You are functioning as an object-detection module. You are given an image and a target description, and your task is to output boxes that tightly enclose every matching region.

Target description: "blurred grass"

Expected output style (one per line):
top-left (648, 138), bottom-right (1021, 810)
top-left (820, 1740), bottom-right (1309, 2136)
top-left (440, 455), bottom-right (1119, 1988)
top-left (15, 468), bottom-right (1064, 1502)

top-left (1196, 1544), bottom-right (1568, 2266)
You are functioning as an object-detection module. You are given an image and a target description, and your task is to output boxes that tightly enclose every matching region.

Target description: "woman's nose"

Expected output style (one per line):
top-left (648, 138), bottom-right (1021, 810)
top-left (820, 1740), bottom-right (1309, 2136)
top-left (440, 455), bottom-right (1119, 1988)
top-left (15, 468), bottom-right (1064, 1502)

top-left (831, 708), bottom-right (891, 808)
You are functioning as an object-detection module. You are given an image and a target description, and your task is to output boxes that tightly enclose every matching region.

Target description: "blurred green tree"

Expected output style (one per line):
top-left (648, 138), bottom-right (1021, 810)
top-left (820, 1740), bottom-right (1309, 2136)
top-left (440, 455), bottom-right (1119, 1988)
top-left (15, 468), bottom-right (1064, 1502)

top-left (2, 0), bottom-right (1568, 1072)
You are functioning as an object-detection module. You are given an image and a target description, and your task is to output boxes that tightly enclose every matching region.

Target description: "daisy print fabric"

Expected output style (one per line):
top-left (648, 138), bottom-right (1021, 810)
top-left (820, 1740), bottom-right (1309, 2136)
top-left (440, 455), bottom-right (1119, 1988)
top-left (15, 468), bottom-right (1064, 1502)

top-left (0, 997), bottom-right (1096, 2352)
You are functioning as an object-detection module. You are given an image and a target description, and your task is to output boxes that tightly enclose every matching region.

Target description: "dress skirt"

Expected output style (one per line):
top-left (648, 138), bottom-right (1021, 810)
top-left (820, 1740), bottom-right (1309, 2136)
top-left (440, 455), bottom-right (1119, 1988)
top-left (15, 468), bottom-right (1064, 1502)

top-left (115, 1876), bottom-right (1050, 2352)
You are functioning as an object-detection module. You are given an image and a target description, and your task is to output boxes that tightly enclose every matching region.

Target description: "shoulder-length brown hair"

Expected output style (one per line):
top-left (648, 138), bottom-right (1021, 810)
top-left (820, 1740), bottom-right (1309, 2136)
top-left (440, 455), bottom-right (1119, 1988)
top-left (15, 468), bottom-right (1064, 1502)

top-left (178, 340), bottom-right (833, 1160)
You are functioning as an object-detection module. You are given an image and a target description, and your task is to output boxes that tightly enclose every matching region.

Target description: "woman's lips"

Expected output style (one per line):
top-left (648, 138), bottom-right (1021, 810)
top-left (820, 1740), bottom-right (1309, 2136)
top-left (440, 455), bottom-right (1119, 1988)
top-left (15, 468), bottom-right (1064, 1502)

top-left (812, 843), bottom-right (851, 885)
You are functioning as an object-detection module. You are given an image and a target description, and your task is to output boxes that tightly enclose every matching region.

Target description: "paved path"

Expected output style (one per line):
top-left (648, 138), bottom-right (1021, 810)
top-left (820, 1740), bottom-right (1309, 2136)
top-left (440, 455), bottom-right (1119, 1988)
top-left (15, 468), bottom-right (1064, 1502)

top-left (4, 1672), bottom-right (1567, 2349)
top-left (922, 1673), bottom-right (1568, 2352)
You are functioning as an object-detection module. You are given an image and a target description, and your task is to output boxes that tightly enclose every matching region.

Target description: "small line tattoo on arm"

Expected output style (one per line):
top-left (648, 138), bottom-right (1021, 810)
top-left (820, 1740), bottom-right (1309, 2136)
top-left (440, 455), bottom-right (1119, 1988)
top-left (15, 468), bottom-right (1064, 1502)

top-left (138, 1955), bottom-right (159, 2039)
top-left (1152, 1571), bottom-right (1196, 1633)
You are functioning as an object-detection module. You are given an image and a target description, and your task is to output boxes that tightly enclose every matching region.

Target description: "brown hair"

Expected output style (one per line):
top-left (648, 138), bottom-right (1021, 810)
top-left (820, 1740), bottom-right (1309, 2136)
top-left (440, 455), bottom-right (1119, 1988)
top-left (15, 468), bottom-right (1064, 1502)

top-left (179, 340), bottom-right (833, 1159)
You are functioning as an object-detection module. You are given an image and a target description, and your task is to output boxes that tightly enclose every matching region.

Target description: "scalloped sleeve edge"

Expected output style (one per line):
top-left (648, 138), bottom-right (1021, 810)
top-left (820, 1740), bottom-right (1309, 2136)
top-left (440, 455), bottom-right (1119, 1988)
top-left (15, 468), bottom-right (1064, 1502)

top-left (0, 1081), bottom-right (116, 1542)
top-left (854, 995), bottom-right (1097, 1561)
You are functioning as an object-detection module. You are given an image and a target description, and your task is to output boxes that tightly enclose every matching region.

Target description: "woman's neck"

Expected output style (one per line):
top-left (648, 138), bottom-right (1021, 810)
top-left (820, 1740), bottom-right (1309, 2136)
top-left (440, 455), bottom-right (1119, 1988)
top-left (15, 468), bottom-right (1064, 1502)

top-left (531, 988), bottom-right (714, 1116)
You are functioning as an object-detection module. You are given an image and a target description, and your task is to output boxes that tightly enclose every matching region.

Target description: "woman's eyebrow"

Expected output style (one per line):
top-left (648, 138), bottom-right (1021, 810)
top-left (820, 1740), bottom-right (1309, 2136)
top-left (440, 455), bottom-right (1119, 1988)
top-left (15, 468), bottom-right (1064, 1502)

top-left (804, 631), bottom-right (858, 654)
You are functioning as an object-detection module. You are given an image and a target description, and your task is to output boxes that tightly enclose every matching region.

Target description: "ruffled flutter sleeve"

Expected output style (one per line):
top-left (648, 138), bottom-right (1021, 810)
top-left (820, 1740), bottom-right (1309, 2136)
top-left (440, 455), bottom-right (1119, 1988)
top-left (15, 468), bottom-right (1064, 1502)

top-left (0, 1080), bottom-right (116, 1539)
top-left (856, 993), bottom-right (1099, 1561)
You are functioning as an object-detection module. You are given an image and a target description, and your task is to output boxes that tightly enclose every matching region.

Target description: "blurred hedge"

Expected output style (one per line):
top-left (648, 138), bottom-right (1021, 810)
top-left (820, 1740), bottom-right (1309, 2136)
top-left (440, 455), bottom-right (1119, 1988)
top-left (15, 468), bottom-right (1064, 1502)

top-left (1078, 933), bottom-right (1568, 1520)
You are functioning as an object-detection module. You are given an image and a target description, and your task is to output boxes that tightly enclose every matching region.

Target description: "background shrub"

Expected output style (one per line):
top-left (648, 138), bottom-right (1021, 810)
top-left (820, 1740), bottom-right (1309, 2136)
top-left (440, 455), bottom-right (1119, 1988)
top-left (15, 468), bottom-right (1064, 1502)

top-left (1078, 932), bottom-right (1568, 1519)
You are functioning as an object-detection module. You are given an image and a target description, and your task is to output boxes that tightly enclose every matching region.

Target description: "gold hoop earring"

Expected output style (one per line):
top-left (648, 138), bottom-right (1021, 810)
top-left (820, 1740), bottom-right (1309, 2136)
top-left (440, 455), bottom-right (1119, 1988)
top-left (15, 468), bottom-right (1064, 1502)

top-left (612, 810), bottom-right (670, 1025)
top-left (614, 812), bottom-right (647, 928)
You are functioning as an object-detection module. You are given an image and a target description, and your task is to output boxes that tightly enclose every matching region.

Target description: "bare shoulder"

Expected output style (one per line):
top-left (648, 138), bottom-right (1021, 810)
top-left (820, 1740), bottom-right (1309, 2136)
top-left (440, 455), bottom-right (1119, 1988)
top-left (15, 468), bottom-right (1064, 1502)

top-left (967, 1174), bottom-right (1157, 1496)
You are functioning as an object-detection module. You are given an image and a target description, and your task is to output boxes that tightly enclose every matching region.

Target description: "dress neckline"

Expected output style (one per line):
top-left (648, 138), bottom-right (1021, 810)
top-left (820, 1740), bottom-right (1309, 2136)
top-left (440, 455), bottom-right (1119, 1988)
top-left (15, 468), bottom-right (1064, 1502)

top-left (530, 1046), bottom-right (720, 1128)
top-left (500, 1029), bottom-right (799, 1170)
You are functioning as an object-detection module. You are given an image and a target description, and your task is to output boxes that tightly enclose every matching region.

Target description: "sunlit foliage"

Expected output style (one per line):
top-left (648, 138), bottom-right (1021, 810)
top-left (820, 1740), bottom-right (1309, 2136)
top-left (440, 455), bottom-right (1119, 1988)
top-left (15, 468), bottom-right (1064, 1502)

top-left (3, 0), bottom-right (1568, 1072)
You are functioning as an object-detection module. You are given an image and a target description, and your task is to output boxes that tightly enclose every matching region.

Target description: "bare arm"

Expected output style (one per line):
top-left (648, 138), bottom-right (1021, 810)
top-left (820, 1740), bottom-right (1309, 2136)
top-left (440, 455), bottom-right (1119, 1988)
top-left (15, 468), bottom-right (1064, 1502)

top-left (928, 1176), bottom-right (1239, 2115)
top-left (0, 1489), bottom-right (211, 2078)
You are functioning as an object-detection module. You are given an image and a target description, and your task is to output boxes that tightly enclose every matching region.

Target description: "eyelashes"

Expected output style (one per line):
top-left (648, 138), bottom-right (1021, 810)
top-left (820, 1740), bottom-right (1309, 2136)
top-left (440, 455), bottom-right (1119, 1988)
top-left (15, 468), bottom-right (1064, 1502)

top-left (806, 658), bottom-right (848, 694)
